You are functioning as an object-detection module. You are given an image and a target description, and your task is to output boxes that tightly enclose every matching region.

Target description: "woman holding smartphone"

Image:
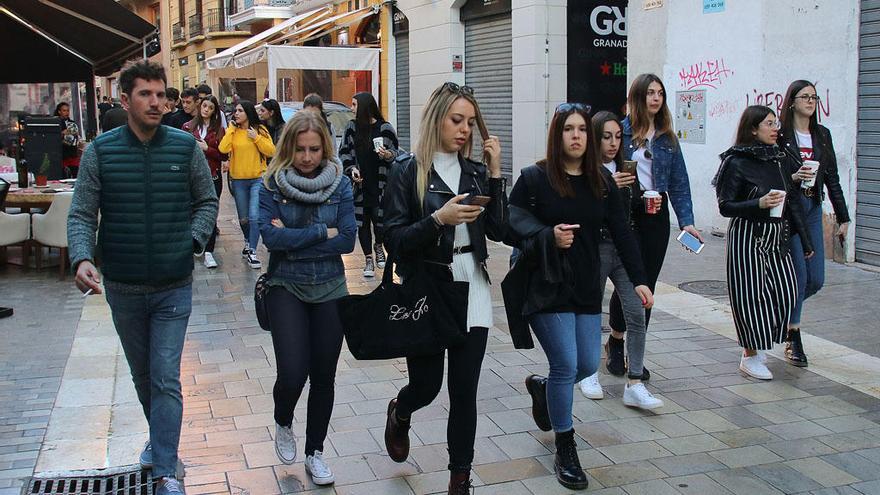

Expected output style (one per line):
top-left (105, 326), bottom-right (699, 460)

top-left (714, 105), bottom-right (813, 380)
top-left (604, 74), bottom-right (701, 379)
top-left (338, 92), bottom-right (400, 277)
top-left (382, 82), bottom-right (507, 495)
top-left (778, 80), bottom-right (851, 367)
top-left (513, 103), bottom-right (652, 490)
top-left (575, 111), bottom-right (662, 410)
top-left (183, 96), bottom-right (227, 269)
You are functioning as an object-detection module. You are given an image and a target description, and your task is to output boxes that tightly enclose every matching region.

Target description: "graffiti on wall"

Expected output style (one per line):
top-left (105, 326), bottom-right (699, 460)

top-left (678, 58), bottom-right (734, 90)
top-left (708, 99), bottom-right (740, 120)
top-left (745, 87), bottom-right (832, 123)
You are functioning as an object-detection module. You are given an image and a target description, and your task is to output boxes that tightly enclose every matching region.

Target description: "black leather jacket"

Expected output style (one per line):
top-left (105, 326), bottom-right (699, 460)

top-left (715, 144), bottom-right (814, 256)
top-left (383, 153), bottom-right (508, 281)
top-left (779, 125), bottom-right (850, 223)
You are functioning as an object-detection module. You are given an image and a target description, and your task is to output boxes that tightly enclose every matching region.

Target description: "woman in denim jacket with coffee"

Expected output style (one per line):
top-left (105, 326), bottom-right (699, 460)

top-left (605, 74), bottom-right (702, 378)
top-left (257, 111), bottom-right (356, 486)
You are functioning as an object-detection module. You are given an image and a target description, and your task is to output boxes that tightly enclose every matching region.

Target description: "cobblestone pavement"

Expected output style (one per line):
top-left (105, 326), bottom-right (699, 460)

top-left (4, 195), bottom-right (880, 494)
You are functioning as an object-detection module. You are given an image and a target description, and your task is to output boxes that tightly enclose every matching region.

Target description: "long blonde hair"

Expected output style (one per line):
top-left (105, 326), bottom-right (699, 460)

top-left (414, 83), bottom-right (489, 206)
top-left (263, 111), bottom-right (335, 189)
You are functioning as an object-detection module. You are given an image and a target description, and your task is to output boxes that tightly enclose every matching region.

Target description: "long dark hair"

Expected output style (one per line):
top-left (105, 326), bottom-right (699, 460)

top-left (353, 92), bottom-right (384, 154)
top-left (780, 79), bottom-right (819, 140)
top-left (539, 106), bottom-right (603, 198)
top-left (592, 111), bottom-right (624, 170)
top-left (53, 102), bottom-right (69, 118)
top-left (260, 98), bottom-right (285, 127)
top-left (303, 93), bottom-right (332, 132)
top-left (627, 73), bottom-right (678, 147)
top-left (237, 100), bottom-right (261, 131)
top-left (734, 105), bottom-right (776, 146)
top-left (188, 96), bottom-right (222, 135)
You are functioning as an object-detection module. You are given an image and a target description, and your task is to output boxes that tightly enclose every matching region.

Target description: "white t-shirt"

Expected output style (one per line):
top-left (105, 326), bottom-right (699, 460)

top-left (634, 130), bottom-right (655, 191)
top-left (795, 130), bottom-right (814, 161)
top-left (603, 161), bottom-right (617, 174)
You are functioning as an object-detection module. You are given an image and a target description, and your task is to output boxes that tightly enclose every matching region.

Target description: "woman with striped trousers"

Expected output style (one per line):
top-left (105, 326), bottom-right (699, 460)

top-left (714, 105), bottom-right (814, 380)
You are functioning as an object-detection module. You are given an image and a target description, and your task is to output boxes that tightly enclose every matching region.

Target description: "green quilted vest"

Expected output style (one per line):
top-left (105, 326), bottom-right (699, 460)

top-left (93, 125), bottom-right (196, 285)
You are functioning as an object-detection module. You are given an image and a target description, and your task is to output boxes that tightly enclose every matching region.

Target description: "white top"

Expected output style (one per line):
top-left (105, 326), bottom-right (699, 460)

top-left (795, 130), bottom-right (814, 160)
top-left (432, 151), bottom-right (493, 330)
top-left (634, 130), bottom-right (655, 191)
top-left (603, 160), bottom-right (617, 174)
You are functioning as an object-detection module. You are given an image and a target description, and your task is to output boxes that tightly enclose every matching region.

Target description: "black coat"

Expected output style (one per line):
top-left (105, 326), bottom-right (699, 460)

top-left (382, 153), bottom-right (508, 282)
top-left (779, 125), bottom-right (850, 223)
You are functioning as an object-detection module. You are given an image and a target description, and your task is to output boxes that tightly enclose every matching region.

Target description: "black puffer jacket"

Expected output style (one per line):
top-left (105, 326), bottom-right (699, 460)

top-left (382, 153), bottom-right (508, 281)
top-left (779, 125), bottom-right (850, 223)
top-left (715, 144), bottom-right (814, 256)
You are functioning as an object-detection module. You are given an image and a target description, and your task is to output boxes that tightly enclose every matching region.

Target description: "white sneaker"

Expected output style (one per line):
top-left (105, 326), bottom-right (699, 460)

top-left (363, 257), bottom-right (375, 278)
top-left (578, 372), bottom-right (604, 399)
top-left (274, 424), bottom-right (296, 464)
top-left (304, 451), bottom-right (335, 485)
top-left (740, 354), bottom-right (773, 380)
top-left (203, 252), bottom-right (218, 269)
top-left (246, 250), bottom-right (261, 269)
top-left (758, 350), bottom-right (767, 363)
top-left (622, 382), bottom-right (664, 410)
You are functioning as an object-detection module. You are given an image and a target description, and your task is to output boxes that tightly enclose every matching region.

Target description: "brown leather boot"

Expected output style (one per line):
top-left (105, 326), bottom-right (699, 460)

top-left (384, 398), bottom-right (410, 462)
top-left (448, 470), bottom-right (473, 495)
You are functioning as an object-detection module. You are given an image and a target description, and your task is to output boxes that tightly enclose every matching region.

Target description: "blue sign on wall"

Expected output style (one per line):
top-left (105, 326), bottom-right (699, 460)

top-left (703, 0), bottom-right (725, 13)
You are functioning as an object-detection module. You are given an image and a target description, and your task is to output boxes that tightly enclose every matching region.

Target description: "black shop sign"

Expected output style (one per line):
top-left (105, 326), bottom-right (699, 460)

top-left (568, 0), bottom-right (628, 115)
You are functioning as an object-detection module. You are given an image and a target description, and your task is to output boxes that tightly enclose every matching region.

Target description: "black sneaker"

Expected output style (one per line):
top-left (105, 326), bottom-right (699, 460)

top-left (374, 244), bottom-right (386, 269)
top-left (605, 336), bottom-right (626, 376)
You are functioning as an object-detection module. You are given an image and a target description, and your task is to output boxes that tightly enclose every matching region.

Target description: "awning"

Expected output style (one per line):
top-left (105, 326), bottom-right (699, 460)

top-left (0, 0), bottom-right (159, 81)
top-left (271, 5), bottom-right (378, 46)
top-left (206, 5), bottom-right (331, 70)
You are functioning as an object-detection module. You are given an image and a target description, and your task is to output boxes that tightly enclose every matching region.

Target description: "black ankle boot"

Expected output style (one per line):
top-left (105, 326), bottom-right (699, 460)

top-left (605, 336), bottom-right (626, 376)
top-left (554, 429), bottom-right (588, 490)
top-left (525, 375), bottom-right (552, 432)
top-left (448, 470), bottom-right (473, 495)
top-left (785, 330), bottom-right (808, 367)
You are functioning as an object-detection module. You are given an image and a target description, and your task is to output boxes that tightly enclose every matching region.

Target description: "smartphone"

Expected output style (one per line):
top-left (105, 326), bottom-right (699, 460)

top-left (677, 230), bottom-right (704, 254)
top-left (462, 195), bottom-right (491, 206)
top-left (621, 160), bottom-right (637, 175)
top-left (560, 224), bottom-right (581, 231)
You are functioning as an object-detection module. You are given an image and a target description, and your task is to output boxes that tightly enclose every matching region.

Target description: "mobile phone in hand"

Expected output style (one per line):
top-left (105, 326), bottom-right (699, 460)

top-left (677, 230), bottom-right (704, 254)
top-left (461, 195), bottom-right (491, 206)
top-left (560, 224), bottom-right (581, 231)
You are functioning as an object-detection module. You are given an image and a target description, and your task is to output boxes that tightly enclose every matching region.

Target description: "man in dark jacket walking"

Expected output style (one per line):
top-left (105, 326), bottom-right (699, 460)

top-left (67, 60), bottom-right (218, 495)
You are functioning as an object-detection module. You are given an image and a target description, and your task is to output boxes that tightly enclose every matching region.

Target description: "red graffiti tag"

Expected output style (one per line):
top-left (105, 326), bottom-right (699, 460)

top-left (678, 58), bottom-right (734, 90)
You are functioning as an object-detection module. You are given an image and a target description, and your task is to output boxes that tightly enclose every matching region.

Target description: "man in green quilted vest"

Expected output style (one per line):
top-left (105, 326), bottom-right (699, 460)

top-left (67, 60), bottom-right (218, 495)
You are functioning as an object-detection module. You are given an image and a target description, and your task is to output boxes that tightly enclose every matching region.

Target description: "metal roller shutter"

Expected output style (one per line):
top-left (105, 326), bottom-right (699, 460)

top-left (858, 0), bottom-right (880, 265)
top-left (465, 14), bottom-right (512, 181)
top-left (396, 33), bottom-right (411, 152)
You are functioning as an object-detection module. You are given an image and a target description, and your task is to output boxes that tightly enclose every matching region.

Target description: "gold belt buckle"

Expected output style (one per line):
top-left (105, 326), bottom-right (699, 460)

top-left (803, 188), bottom-right (815, 198)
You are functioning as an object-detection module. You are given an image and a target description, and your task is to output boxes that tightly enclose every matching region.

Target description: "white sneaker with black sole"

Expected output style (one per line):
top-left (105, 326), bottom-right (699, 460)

top-left (274, 424), bottom-right (296, 464)
top-left (363, 256), bottom-right (375, 277)
top-left (578, 372), bottom-right (604, 399)
top-left (203, 252), bottom-right (218, 269)
top-left (304, 451), bottom-right (334, 485)
top-left (622, 382), bottom-right (664, 410)
top-left (374, 244), bottom-right (386, 269)
top-left (245, 250), bottom-right (261, 269)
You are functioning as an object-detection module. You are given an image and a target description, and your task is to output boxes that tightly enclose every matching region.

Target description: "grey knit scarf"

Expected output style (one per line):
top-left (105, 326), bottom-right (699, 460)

top-left (274, 159), bottom-right (343, 204)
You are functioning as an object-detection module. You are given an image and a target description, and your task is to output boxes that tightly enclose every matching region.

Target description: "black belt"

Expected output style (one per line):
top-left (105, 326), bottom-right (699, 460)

top-left (452, 245), bottom-right (474, 255)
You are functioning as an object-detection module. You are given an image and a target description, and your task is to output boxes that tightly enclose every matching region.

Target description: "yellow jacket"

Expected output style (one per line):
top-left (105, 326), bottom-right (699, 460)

top-left (218, 125), bottom-right (276, 179)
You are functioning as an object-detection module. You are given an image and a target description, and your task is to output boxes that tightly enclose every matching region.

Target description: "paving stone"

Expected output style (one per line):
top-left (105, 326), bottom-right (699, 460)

top-left (472, 457), bottom-right (549, 485)
top-left (665, 473), bottom-right (735, 495)
top-left (808, 487), bottom-right (864, 495)
top-left (678, 410), bottom-right (740, 433)
top-left (820, 452), bottom-right (880, 481)
top-left (328, 429), bottom-right (380, 456)
top-left (706, 468), bottom-right (785, 495)
top-left (814, 415), bottom-right (879, 433)
top-left (490, 432), bottom-right (551, 459)
top-left (643, 414), bottom-right (705, 438)
top-left (708, 445), bottom-right (784, 468)
top-left (650, 452), bottom-right (727, 477)
top-left (764, 437), bottom-right (839, 460)
top-left (598, 440), bottom-right (672, 464)
top-left (818, 431), bottom-right (880, 452)
top-left (226, 466), bottom-right (281, 495)
top-left (747, 462), bottom-right (824, 493)
top-left (335, 477), bottom-right (414, 495)
top-left (656, 433), bottom-right (729, 455)
top-left (785, 457), bottom-right (861, 487)
top-left (852, 480), bottom-right (880, 494)
top-left (588, 461), bottom-right (667, 487)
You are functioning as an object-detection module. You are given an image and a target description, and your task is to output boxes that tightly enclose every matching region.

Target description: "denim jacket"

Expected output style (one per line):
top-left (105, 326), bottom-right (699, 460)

top-left (258, 173), bottom-right (357, 284)
top-left (621, 117), bottom-right (695, 228)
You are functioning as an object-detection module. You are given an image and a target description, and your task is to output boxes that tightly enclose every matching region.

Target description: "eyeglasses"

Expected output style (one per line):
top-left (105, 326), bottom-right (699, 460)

top-left (795, 94), bottom-right (821, 103)
top-left (441, 82), bottom-right (474, 96)
top-left (762, 120), bottom-right (782, 130)
top-left (555, 102), bottom-right (592, 114)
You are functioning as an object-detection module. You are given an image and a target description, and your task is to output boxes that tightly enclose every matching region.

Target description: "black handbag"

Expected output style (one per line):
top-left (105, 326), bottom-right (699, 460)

top-left (338, 256), bottom-right (469, 360)
top-left (254, 254), bottom-right (281, 331)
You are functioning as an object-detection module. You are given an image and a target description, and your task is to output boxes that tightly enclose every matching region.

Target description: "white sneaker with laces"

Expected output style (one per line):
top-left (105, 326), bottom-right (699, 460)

top-left (139, 440), bottom-right (152, 469)
top-left (578, 372), bottom-right (604, 399)
top-left (374, 244), bottom-right (386, 269)
top-left (740, 354), bottom-right (773, 380)
top-left (622, 382), bottom-right (664, 410)
top-left (304, 451), bottom-right (335, 485)
top-left (203, 252), bottom-right (218, 269)
top-left (363, 257), bottom-right (375, 278)
top-left (274, 424), bottom-right (296, 465)
top-left (246, 250), bottom-right (261, 269)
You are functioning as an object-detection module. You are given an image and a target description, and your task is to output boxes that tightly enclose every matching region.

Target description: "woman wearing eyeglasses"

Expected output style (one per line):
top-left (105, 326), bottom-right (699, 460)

top-left (714, 105), bottom-right (814, 380)
top-left (777, 80), bottom-right (850, 368)
top-left (381, 82), bottom-right (507, 495)
top-left (604, 74), bottom-right (701, 380)
top-left (514, 103), bottom-right (651, 490)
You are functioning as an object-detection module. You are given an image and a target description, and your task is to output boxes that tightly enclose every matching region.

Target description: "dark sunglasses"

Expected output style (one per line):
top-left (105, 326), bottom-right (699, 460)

top-left (555, 102), bottom-right (592, 114)
top-left (441, 82), bottom-right (475, 96)
top-left (643, 139), bottom-right (653, 160)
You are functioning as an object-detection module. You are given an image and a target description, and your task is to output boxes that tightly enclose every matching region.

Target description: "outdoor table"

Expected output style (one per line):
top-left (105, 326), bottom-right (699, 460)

top-left (4, 180), bottom-right (75, 212)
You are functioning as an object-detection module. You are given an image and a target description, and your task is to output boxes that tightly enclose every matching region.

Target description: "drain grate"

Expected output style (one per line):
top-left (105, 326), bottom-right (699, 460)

top-left (678, 279), bottom-right (729, 297)
top-left (24, 465), bottom-right (155, 495)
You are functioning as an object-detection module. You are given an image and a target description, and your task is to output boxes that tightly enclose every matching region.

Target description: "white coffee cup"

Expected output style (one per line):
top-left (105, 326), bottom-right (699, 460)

top-left (373, 137), bottom-right (384, 152)
top-left (801, 160), bottom-right (819, 188)
top-left (769, 189), bottom-right (786, 218)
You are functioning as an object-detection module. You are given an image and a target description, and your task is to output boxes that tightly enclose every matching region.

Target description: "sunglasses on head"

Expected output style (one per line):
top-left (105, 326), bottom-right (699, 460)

top-left (441, 82), bottom-right (475, 96)
top-left (555, 102), bottom-right (592, 114)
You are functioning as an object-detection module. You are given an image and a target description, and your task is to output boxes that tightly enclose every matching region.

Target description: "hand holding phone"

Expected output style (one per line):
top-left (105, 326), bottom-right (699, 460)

top-left (554, 224), bottom-right (579, 249)
top-left (677, 230), bottom-right (704, 254)
top-left (461, 194), bottom-right (491, 207)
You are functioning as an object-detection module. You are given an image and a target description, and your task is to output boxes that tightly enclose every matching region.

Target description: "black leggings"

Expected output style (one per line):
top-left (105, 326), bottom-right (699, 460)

top-left (358, 206), bottom-right (384, 256)
top-left (266, 288), bottom-right (344, 456)
top-left (205, 175), bottom-right (223, 253)
top-left (609, 192), bottom-right (671, 332)
top-left (396, 327), bottom-right (488, 472)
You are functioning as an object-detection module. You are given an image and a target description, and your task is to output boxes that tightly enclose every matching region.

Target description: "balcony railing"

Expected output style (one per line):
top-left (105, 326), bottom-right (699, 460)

top-left (239, 0), bottom-right (295, 10)
top-left (172, 22), bottom-right (185, 43)
top-left (204, 8), bottom-right (227, 32)
top-left (188, 13), bottom-right (203, 37)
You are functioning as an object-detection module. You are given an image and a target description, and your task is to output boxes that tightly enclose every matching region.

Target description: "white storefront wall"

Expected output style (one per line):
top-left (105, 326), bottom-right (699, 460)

top-left (628, 0), bottom-right (859, 260)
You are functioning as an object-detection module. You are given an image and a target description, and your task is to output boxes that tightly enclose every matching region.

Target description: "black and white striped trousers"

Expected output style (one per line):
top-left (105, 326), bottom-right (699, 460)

top-left (726, 217), bottom-right (798, 350)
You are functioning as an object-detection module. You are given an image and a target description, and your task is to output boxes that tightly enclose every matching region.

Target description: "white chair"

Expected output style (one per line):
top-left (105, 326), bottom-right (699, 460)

top-left (0, 211), bottom-right (31, 266)
top-left (31, 191), bottom-right (74, 278)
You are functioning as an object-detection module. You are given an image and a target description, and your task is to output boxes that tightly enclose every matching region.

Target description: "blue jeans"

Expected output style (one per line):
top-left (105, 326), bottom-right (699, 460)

top-left (529, 312), bottom-right (601, 432)
top-left (789, 194), bottom-right (825, 325)
top-left (230, 178), bottom-right (262, 250)
top-left (105, 284), bottom-right (192, 480)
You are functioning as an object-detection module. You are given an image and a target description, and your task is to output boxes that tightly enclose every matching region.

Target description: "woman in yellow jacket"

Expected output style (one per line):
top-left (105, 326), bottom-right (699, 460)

top-left (220, 100), bottom-right (276, 269)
